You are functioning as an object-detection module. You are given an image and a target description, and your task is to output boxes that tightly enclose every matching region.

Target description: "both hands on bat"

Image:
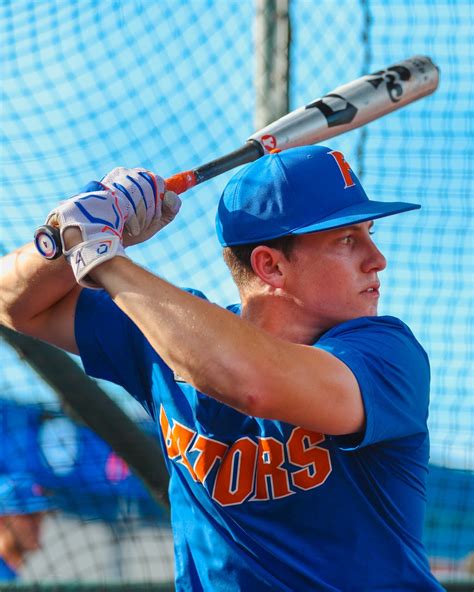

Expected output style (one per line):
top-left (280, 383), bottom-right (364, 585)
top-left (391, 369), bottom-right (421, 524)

top-left (46, 168), bottom-right (180, 288)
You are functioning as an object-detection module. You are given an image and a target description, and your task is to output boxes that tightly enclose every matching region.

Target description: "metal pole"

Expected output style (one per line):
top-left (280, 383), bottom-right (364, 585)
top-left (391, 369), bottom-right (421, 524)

top-left (255, 0), bottom-right (291, 129)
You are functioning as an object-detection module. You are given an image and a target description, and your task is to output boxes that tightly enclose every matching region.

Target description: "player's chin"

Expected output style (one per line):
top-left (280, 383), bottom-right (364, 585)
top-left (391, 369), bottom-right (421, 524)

top-left (350, 303), bottom-right (378, 320)
top-left (359, 293), bottom-right (379, 316)
top-left (364, 303), bottom-right (379, 317)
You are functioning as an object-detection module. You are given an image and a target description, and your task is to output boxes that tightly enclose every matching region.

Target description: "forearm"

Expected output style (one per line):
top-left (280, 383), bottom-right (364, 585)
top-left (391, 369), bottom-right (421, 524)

top-left (0, 242), bottom-right (78, 330)
top-left (90, 256), bottom-right (271, 412)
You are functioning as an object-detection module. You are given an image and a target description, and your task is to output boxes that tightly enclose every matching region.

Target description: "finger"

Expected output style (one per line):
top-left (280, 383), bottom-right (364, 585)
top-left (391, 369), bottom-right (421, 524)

top-left (138, 170), bottom-right (166, 207)
top-left (162, 190), bottom-right (182, 215)
top-left (126, 216), bottom-right (141, 236)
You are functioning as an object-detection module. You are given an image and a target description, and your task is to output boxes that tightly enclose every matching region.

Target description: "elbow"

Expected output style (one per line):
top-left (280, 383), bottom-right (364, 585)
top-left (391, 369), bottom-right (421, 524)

top-left (0, 305), bottom-right (23, 332)
top-left (0, 298), bottom-right (35, 333)
top-left (244, 390), bottom-right (271, 419)
top-left (227, 360), bottom-right (280, 419)
top-left (233, 370), bottom-right (275, 419)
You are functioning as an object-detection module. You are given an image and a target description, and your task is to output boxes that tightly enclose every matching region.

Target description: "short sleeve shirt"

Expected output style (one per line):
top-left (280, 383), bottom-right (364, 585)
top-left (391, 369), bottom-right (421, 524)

top-left (75, 288), bottom-right (443, 591)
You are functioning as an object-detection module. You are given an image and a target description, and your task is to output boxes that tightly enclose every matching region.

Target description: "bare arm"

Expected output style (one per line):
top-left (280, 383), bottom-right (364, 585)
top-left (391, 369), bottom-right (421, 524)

top-left (0, 242), bottom-right (81, 353)
top-left (90, 257), bottom-right (364, 436)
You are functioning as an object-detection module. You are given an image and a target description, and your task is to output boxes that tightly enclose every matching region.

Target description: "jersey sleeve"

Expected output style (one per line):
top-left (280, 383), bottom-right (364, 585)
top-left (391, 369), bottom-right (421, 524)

top-left (315, 316), bottom-right (430, 449)
top-left (74, 287), bottom-right (210, 417)
top-left (75, 288), bottom-right (160, 413)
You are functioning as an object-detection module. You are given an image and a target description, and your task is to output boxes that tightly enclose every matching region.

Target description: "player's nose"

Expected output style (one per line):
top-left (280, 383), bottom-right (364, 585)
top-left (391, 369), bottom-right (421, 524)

top-left (362, 239), bottom-right (387, 273)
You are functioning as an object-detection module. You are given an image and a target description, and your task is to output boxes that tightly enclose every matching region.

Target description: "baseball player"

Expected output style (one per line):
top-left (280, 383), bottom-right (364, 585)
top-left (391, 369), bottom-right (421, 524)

top-left (0, 145), bottom-right (444, 590)
top-left (0, 474), bottom-right (55, 580)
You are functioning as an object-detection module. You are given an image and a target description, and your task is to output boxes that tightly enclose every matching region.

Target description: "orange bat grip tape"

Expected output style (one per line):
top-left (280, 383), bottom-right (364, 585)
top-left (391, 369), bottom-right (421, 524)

top-left (165, 171), bottom-right (198, 195)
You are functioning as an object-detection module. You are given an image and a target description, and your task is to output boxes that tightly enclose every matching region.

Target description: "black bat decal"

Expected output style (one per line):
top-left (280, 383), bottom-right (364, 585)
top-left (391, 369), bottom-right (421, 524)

top-left (366, 65), bottom-right (411, 103)
top-left (305, 94), bottom-right (358, 127)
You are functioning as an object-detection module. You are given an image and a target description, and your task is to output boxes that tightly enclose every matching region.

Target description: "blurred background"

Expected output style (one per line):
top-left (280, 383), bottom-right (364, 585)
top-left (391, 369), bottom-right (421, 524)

top-left (0, 0), bottom-right (472, 590)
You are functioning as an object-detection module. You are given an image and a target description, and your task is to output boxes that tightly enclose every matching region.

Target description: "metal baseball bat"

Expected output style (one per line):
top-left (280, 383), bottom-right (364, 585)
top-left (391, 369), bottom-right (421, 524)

top-left (165, 55), bottom-right (438, 193)
top-left (34, 55), bottom-right (439, 259)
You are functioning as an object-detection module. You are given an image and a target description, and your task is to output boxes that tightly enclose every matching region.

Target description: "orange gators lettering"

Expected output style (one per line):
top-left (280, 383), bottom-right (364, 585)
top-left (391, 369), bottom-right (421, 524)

top-left (252, 437), bottom-right (293, 501)
top-left (159, 406), bottom-right (333, 504)
top-left (213, 438), bottom-right (258, 506)
top-left (159, 407), bottom-right (197, 480)
top-left (329, 150), bottom-right (356, 188)
top-left (159, 406), bottom-right (179, 459)
top-left (190, 434), bottom-right (228, 484)
top-left (287, 427), bottom-right (332, 490)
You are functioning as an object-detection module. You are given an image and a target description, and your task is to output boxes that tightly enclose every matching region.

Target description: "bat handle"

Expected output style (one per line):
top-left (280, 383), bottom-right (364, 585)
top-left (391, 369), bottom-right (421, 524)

top-left (31, 174), bottom-right (198, 260)
top-left (31, 174), bottom-right (196, 260)
top-left (165, 141), bottom-right (263, 195)
top-left (165, 171), bottom-right (198, 194)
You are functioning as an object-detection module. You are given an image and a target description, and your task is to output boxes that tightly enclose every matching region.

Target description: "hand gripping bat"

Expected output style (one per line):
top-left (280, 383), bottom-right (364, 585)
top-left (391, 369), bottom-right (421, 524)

top-left (34, 55), bottom-right (439, 259)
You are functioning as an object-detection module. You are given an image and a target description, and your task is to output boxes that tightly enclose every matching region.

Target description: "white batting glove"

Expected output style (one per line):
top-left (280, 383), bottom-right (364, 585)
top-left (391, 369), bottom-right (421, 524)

top-left (45, 168), bottom-right (181, 288)
top-left (99, 167), bottom-right (181, 246)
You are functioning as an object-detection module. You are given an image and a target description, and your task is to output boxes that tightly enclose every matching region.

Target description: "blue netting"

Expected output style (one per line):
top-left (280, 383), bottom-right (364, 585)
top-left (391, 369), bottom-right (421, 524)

top-left (1, 0), bottom-right (472, 585)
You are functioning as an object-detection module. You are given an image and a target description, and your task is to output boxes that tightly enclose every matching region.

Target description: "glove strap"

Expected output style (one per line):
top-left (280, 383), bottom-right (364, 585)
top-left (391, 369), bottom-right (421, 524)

top-left (65, 236), bottom-right (128, 289)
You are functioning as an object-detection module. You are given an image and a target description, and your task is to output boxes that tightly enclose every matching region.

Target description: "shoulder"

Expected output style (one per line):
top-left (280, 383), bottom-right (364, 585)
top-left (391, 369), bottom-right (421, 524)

top-left (319, 315), bottom-right (429, 368)
top-left (316, 316), bottom-right (430, 402)
top-left (320, 317), bottom-right (431, 446)
top-left (322, 315), bottom-right (419, 340)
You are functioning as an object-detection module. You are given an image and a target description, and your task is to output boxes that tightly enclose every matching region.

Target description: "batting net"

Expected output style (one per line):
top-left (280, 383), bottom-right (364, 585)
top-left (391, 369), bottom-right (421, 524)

top-left (1, 0), bottom-right (473, 589)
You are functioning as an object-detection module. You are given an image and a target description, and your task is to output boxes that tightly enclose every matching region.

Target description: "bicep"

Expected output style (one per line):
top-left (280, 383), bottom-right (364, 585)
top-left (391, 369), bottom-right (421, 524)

top-left (25, 286), bottom-right (82, 354)
top-left (258, 344), bottom-right (365, 435)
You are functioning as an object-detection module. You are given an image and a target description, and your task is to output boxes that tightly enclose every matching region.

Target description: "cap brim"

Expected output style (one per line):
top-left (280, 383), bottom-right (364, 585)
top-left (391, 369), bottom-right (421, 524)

top-left (289, 200), bottom-right (420, 235)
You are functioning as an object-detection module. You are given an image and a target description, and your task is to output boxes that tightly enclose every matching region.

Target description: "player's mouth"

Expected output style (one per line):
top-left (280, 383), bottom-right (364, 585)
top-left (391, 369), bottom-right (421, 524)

top-left (361, 283), bottom-right (380, 297)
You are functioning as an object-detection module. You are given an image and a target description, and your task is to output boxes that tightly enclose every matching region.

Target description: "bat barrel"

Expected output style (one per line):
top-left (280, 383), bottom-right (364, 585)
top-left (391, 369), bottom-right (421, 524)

top-left (248, 55), bottom-right (440, 154)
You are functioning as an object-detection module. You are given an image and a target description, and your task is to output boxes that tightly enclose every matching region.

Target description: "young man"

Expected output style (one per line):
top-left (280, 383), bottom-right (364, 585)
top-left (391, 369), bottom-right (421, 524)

top-left (0, 146), bottom-right (443, 590)
top-left (0, 474), bottom-right (55, 580)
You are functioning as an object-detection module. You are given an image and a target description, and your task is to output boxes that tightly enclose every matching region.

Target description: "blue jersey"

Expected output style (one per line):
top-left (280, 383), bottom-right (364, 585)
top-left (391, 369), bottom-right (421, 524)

top-left (76, 288), bottom-right (443, 591)
top-left (0, 557), bottom-right (17, 581)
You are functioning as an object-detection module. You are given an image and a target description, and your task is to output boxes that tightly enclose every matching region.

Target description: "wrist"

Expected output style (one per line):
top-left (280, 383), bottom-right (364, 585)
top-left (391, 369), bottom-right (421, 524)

top-left (63, 227), bottom-right (83, 251)
top-left (65, 236), bottom-right (127, 289)
top-left (88, 253), bottom-right (131, 287)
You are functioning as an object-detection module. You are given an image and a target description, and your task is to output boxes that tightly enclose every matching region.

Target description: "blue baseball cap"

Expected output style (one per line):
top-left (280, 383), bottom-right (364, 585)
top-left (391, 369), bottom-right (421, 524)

top-left (0, 474), bottom-right (55, 516)
top-left (216, 145), bottom-right (420, 246)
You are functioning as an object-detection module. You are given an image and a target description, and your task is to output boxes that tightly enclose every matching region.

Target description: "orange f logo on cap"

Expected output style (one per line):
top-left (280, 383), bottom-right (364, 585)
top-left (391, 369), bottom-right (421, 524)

top-left (328, 150), bottom-right (356, 189)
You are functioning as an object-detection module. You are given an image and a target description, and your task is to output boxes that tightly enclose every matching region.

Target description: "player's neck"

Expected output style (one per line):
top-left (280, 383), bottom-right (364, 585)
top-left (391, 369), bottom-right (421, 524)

top-left (241, 293), bottom-right (325, 344)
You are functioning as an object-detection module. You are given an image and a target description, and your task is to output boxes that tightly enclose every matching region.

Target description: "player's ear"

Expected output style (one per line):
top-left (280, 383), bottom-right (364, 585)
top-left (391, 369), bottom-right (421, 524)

top-left (250, 246), bottom-right (285, 288)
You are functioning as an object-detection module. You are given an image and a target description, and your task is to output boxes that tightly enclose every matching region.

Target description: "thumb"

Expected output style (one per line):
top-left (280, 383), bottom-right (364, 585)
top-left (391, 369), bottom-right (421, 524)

top-left (162, 190), bottom-right (182, 216)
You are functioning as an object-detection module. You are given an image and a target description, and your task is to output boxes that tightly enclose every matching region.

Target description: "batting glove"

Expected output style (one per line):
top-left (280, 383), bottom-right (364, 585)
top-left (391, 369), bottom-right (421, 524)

top-left (100, 167), bottom-right (181, 246)
top-left (44, 168), bottom-right (181, 288)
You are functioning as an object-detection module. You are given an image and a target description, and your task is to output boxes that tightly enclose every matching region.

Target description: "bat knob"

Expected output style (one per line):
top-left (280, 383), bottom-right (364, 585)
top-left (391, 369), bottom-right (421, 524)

top-left (34, 225), bottom-right (63, 259)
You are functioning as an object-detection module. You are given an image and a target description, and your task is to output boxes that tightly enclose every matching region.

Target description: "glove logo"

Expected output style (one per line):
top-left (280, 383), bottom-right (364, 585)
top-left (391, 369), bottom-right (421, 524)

top-left (97, 243), bottom-right (109, 255)
top-left (75, 249), bottom-right (86, 271)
